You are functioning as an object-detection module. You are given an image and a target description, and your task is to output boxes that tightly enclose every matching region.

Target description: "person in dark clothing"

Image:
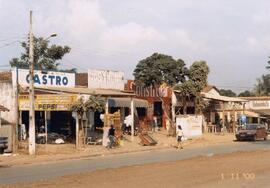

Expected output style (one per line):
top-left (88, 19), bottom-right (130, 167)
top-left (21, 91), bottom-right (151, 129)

top-left (108, 125), bottom-right (115, 148)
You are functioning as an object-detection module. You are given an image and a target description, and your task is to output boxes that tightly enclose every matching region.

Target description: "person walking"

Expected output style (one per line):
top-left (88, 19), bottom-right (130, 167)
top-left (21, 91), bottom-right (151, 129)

top-left (176, 125), bottom-right (184, 149)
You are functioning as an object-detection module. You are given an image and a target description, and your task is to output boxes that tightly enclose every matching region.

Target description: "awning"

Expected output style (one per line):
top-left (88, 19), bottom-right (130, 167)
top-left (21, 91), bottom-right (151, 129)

top-left (201, 92), bottom-right (247, 102)
top-left (108, 98), bottom-right (148, 108)
top-left (244, 110), bottom-right (260, 118)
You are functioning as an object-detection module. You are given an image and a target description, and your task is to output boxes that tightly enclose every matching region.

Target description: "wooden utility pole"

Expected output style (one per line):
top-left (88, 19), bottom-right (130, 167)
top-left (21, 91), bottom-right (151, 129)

top-left (28, 10), bottom-right (36, 155)
top-left (131, 97), bottom-right (134, 142)
top-left (13, 67), bottom-right (19, 153)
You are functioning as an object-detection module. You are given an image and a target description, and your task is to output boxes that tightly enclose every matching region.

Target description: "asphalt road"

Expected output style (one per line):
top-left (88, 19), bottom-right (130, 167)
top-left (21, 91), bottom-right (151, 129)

top-left (1, 140), bottom-right (270, 185)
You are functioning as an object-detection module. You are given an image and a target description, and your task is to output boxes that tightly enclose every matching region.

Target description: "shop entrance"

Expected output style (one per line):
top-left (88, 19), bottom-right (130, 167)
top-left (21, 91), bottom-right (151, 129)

top-left (154, 101), bottom-right (163, 127)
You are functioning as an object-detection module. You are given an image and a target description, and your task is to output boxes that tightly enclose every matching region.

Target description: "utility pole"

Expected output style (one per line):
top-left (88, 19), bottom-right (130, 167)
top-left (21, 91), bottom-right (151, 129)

top-left (29, 10), bottom-right (36, 155)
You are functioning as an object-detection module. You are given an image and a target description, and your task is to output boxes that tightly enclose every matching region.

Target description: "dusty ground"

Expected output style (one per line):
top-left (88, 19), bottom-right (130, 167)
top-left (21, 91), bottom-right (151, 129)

top-left (3, 150), bottom-right (270, 188)
top-left (0, 131), bottom-right (235, 167)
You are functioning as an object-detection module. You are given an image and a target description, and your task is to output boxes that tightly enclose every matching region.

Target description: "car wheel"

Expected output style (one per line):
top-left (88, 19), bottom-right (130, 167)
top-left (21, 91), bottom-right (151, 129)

top-left (253, 135), bottom-right (257, 141)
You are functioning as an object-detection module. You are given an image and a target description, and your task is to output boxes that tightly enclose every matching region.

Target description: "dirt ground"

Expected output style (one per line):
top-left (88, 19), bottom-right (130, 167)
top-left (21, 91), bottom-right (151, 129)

top-left (0, 131), bottom-right (235, 167)
top-left (3, 150), bottom-right (270, 188)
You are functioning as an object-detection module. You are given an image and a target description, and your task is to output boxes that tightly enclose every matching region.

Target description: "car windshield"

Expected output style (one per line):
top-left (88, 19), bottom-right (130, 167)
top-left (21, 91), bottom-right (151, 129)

top-left (243, 124), bottom-right (257, 130)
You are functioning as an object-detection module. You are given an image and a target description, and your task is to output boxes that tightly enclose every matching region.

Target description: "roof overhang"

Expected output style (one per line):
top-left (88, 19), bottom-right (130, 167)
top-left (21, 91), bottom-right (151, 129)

top-left (201, 92), bottom-right (248, 102)
top-left (33, 86), bottom-right (135, 97)
top-left (108, 98), bottom-right (148, 108)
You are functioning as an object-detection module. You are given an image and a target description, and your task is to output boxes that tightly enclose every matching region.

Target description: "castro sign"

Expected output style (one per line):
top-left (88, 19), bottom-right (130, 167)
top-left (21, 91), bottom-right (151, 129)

top-left (13, 69), bottom-right (75, 88)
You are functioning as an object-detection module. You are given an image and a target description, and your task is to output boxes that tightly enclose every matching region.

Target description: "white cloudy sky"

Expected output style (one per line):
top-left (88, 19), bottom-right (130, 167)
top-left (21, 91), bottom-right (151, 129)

top-left (0, 0), bottom-right (270, 93)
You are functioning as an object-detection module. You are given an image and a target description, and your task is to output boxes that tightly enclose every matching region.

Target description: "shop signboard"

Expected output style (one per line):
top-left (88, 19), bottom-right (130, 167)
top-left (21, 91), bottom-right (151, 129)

top-left (88, 69), bottom-right (125, 90)
top-left (19, 94), bottom-right (77, 111)
top-left (250, 101), bottom-right (270, 110)
top-left (176, 115), bottom-right (203, 138)
top-left (126, 80), bottom-right (171, 98)
top-left (12, 69), bottom-right (75, 88)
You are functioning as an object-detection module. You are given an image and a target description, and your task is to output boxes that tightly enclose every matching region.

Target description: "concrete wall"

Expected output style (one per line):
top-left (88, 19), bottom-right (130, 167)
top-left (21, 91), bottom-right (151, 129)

top-left (0, 81), bottom-right (15, 124)
top-left (0, 124), bottom-right (13, 152)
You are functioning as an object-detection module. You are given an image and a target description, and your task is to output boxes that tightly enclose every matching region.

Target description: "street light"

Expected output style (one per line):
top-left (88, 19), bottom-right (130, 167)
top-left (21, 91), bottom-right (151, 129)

top-left (44, 33), bottom-right (57, 41)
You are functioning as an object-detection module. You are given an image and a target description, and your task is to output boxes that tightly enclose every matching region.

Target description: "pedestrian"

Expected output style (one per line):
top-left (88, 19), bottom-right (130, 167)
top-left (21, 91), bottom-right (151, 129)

top-left (176, 125), bottom-right (184, 149)
top-left (107, 125), bottom-right (115, 149)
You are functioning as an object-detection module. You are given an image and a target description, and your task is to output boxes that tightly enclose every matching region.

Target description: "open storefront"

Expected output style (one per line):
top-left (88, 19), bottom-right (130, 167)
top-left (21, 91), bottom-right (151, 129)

top-left (19, 94), bottom-right (77, 144)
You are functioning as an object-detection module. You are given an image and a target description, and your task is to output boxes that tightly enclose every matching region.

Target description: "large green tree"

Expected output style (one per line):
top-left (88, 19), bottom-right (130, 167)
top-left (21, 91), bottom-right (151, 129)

top-left (133, 53), bottom-right (188, 87)
top-left (133, 53), bottom-right (188, 134)
top-left (174, 61), bottom-right (210, 114)
top-left (219, 89), bottom-right (237, 97)
top-left (9, 36), bottom-right (71, 71)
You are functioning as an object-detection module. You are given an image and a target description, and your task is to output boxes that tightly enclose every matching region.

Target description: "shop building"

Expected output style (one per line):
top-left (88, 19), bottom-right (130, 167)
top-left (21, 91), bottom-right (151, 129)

top-left (125, 80), bottom-right (172, 128)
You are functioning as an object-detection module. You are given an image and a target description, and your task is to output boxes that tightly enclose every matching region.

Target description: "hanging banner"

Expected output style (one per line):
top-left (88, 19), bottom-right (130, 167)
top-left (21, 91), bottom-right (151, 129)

top-left (19, 94), bottom-right (77, 111)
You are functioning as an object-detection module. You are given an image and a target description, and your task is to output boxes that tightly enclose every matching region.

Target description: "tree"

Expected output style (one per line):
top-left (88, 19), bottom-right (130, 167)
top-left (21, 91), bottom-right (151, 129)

top-left (133, 53), bottom-right (188, 87)
top-left (266, 56), bottom-right (270, 70)
top-left (70, 95), bottom-right (105, 147)
top-left (133, 53), bottom-right (188, 134)
top-left (9, 36), bottom-right (72, 71)
top-left (70, 95), bottom-right (105, 116)
top-left (254, 74), bottom-right (270, 96)
top-left (174, 61), bottom-right (210, 114)
top-left (219, 89), bottom-right (237, 97)
top-left (189, 61), bottom-right (210, 92)
top-left (238, 90), bottom-right (255, 97)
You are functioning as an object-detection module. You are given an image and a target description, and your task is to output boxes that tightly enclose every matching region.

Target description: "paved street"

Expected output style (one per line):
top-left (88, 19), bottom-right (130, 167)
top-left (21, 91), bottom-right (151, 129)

top-left (1, 140), bottom-right (270, 185)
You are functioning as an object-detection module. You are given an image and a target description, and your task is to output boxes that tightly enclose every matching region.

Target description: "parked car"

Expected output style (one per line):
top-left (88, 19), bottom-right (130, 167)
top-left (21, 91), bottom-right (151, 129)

top-left (235, 124), bottom-right (268, 141)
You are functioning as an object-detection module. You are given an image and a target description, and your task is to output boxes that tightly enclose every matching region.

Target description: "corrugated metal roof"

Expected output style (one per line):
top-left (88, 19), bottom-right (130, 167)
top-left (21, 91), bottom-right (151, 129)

top-left (201, 92), bottom-right (247, 102)
top-left (34, 86), bottom-right (135, 97)
top-left (0, 105), bottom-right (9, 112)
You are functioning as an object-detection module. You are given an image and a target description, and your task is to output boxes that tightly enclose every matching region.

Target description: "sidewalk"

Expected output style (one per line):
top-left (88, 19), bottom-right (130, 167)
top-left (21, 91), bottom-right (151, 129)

top-left (0, 131), bottom-right (236, 167)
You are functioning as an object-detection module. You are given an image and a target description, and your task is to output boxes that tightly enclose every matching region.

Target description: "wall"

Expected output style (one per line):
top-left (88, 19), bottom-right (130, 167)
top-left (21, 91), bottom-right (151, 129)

top-left (0, 81), bottom-right (15, 124)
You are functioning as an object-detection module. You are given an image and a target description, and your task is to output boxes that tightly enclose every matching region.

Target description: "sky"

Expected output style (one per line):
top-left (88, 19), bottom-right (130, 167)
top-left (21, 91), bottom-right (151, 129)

top-left (0, 0), bottom-right (270, 93)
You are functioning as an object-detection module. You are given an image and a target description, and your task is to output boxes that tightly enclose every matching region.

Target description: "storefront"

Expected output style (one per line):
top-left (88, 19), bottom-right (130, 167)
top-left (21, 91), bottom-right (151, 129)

top-left (18, 93), bottom-right (77, 143)
top-left (125, 80), bottom-right (172, 128)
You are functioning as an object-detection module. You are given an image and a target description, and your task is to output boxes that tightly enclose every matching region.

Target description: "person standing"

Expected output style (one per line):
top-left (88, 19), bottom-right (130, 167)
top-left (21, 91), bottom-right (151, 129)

top-left (107, 125), bottom-right (115, 149)
top-left (176, 125), bottom-right (184, 149)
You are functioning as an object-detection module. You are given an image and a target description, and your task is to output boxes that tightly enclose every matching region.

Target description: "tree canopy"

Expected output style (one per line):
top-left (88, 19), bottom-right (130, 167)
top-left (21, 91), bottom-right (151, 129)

top-left (188, 61), bottom-right (210, 92)
top-left (133, 53), bottom-right (188, 87)
top-left (219, 89), bottom-right (237, 97)
top-left (9, 36), bottom-right (72, 71)
top-left (254, 74), bottom-right (270, 96)
top-left (238, 90), bottom-right (255, 97)
top-left (70, 95), bottom-right (105, 116)
top-left (174, 61), bottom-right (210, 114)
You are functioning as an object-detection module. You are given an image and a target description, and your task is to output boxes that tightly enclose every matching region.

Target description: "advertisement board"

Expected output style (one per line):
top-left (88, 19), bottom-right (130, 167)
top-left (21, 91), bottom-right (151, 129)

top-left (12, 69), bottom-right (75, 88)
top-left (88, 69), bottom-right (125, 90)
top-left (19, 94), bottom-right (77, 111)
top-left (176, 115), bottom-right (203, 138)
top-left (126, 80), bottom-right (171, 98)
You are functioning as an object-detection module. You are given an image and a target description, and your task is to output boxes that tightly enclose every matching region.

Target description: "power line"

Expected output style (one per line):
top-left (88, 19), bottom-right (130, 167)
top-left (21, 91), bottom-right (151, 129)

top-left (0, 40), bottom-right (22, 49)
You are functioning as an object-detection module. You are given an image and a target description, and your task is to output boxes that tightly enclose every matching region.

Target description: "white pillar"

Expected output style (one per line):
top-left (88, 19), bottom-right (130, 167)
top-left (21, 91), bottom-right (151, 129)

top-left (105, 98), bottom-right (109, 115)
top-left (45, 111), bottom-right (48, 144)
top-left (172, 105), bottom-right (176, 123)
top-left (76, 112), bottom-right (79, 149)
top-left (131, 98), bottom-right (134, 142)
